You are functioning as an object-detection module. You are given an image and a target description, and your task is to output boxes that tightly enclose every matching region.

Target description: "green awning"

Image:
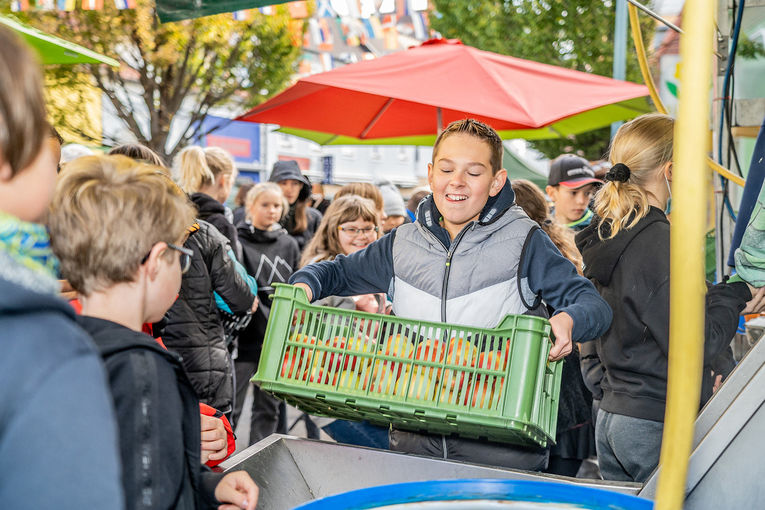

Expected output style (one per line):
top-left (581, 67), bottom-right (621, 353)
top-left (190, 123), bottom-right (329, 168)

top-left (0, 15), bottom-right (119, 66)
top-left (156, 0), bottom-right (292, 22)
top-left (503, 147), bottom-right (548, 190)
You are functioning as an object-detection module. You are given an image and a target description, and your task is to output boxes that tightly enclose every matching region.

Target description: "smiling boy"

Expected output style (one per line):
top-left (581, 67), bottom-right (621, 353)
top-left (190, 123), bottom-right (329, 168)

top-left (290, 119), bottom-right (611, 469)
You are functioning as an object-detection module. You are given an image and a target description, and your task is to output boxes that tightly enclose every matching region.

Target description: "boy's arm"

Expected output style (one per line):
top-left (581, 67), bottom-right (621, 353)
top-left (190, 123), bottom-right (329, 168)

top-left (523, 229), bottom-right (612, 343)
top-left (289, 231), bottom-right (396, 301)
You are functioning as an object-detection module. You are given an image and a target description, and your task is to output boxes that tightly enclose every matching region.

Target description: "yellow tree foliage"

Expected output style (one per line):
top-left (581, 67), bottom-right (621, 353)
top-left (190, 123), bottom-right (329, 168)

top-left (20, 1), bottom-right (301, 159)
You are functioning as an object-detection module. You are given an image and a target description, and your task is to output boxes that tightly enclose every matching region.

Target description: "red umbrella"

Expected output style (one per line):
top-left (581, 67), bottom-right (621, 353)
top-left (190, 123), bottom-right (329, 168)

top-left (239, 38), bottom-right (648, 139)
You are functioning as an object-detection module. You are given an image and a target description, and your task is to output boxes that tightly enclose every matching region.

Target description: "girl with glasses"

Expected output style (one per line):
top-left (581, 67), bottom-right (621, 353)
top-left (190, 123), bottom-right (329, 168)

top-left (299, 194), bottom-right (391, 449)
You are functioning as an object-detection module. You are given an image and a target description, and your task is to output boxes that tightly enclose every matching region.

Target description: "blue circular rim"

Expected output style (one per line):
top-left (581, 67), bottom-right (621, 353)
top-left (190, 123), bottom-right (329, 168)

top-left (293, 479), bottom-right (653, 510)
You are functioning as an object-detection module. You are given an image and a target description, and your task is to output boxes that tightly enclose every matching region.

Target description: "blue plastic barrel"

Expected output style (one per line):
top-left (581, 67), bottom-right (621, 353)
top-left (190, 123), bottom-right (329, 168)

top-left (293, 479), bottom-right (652, 510)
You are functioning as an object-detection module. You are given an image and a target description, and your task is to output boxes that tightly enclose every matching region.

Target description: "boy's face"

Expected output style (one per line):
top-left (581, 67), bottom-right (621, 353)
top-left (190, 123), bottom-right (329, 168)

top-left (144, 243), bottom-right (184, 323)
top-left (0, 140), bottom-right (57, 223)
top-left (545, 183), bottom-right (597, 225)
top-left (427, 133), bottom-right (506, 238)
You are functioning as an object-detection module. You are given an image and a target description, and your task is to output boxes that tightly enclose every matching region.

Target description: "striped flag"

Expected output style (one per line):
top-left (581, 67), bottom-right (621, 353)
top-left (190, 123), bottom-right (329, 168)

top-left (82, 0), bottom-right (104, 10)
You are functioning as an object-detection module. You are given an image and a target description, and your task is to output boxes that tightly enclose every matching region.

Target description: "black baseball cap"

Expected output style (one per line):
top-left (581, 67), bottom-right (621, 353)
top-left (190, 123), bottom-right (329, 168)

top-left (547, 155), bottom-right (602, 188)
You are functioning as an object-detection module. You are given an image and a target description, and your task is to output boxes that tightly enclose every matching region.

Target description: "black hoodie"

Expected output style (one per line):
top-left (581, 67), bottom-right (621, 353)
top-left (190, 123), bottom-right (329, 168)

top-left (190, 192), bottom-right (242, 260)
top-left (77, 315), bottom-right (222, 510)
top-left (576, 207), bottom-right (751, 421)
top-left (237, 222), bottom-right (300, 362)
top-left (268, 161), bottom-right (322, 251)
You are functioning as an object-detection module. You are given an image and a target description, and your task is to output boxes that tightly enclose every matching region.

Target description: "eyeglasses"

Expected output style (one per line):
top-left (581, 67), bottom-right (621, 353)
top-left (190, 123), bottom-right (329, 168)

top-left (338, 226), bottom-right (379, 237)
top-left (167, 243), bottom-right (193, 274)
top-left (140, 242), bottom-right (194, 274)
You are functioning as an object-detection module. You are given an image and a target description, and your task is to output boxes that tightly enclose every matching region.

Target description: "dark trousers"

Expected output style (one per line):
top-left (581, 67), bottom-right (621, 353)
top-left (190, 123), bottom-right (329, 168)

top-left (232, 360), bottom-right (285, 445)
top-left (595, 408), bottom-right (663, 482)
top-left (389, 429), bottom-right (549, 471)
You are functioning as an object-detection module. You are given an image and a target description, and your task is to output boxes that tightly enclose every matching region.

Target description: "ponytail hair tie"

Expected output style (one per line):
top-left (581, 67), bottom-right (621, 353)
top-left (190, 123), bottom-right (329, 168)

top-left (605, 163), bottom-right (631, 183)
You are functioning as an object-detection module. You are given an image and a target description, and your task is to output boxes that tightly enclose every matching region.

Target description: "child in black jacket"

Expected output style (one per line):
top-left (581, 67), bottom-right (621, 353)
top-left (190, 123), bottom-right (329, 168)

top-left (49, 154), bottom-right (258, 510)
top-left (575, 113), bottom-right (754, 483)
top-left (234, 182), bottom-right (300, 445)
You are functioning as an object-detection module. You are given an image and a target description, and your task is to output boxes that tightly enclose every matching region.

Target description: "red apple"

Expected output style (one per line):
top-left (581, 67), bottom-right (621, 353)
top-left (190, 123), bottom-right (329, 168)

top-left (414, 338), bottom-right (446, 380)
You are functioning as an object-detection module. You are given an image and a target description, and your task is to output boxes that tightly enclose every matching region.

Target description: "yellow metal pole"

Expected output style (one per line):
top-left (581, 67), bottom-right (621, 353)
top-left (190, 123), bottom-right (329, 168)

top-left (627, 2), bottom-right (745, 189)
top-left (655, 0), bottom-right (714, 508)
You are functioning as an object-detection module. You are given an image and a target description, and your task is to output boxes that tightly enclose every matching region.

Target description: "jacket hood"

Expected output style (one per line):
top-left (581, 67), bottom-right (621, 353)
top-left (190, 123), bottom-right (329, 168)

top-left (576, 206), bottom-right (668, 286)
top-left (0, 276), bottom-right (74, 318)
top-left (76, 315), bottom-right (174, 360)
top-left (269, 160), bottom-right (311, 201)
top-left (415, 179), bottom-right (516, 247)
top-left (190, 192), bottom-right (226, 217)
top-left (237, 222), bottom-right (288, 244)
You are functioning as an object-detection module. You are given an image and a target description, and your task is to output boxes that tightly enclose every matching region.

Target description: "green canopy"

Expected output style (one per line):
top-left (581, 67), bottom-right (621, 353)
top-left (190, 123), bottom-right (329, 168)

top-left (0, 15), bottom-right (118, 66)
top-left (156, 0), bottom-right (291, 22)
top-left (503, 147), bottom-right (548, 190)
top-left (276, 96), bottom-right (653, 146)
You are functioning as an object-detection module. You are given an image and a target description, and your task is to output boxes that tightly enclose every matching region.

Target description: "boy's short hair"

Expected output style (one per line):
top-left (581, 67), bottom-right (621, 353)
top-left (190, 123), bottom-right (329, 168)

top-left (0, 26), bottom-right (48, 178)
top-left (48, 154), bottom-right (196, 296)
top-left (108, 143), bottom-right (166, 169)
top-left (432, 119), bottom-right (503, 174)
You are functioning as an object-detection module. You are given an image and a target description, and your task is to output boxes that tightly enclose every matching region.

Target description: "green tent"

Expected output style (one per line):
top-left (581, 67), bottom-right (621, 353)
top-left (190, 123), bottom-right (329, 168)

top-left (503, 147), bottom-right (548, 190)
top-left (0, 15), bottom-right (118, 66)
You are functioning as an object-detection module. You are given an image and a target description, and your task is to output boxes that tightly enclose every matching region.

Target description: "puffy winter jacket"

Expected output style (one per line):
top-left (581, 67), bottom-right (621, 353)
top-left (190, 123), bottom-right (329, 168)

top-left (158, 220), bottom-right (255, 414)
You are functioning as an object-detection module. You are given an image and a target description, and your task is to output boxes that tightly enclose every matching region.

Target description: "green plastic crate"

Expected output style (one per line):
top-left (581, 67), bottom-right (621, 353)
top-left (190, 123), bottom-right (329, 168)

top-left (253, 283), bottom-right (563, 447)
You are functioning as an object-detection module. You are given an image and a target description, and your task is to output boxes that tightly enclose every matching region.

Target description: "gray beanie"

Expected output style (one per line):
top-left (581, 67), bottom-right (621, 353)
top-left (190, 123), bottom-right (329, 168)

top-left (375, 179), bottom-right (406, 217)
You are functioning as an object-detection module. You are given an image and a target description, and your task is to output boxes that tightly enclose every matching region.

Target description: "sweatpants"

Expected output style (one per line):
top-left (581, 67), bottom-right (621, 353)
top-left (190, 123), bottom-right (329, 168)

top-left (595, 408), bottom-right (663, 482)
top-left (232, 360), bottom-right (285, 445)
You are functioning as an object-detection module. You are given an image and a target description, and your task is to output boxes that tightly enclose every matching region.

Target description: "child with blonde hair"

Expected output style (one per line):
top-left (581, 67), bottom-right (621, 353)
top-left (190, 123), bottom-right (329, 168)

top-left (234, 182), bottom-right (300, 444)
top-left (48, 154), bottom-right (258, 509)
top-left (576, 113), bottom-right (755, 482)
top-left (176, 145), bottom-right (242, 258)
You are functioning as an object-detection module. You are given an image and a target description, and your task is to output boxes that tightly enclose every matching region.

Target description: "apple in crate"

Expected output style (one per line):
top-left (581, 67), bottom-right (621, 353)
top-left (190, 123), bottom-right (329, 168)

top-left (280, 334), bottom-right (316, 378)
top-left (337, 369), bottom-right (365, 391)
top-left (377, 334), bottom-right (414, 379)
top-left (441, 337), bottom-right (477, 391)
top-left (345, 336), bottom-right (375, 373)
top-left (395, 369), bottom-right (437, 400)
top-left (305, 364), bottom-right (339, 386)
top-left (465, 375), bottom-right (505, 409)
top-left (414, 338), bottom-right (446, 380)
top-left (367, 362), bottom-right (397, 394)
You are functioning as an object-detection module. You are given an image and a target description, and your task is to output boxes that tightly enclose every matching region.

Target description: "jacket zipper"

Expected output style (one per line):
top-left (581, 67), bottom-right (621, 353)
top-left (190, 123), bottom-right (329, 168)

top-left (440, 222), bottom-right (475, 323)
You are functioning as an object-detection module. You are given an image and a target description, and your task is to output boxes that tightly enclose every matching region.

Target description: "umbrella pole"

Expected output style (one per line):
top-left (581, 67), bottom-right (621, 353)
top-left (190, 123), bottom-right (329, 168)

top-left (437, 107), bottom-right (443, 134)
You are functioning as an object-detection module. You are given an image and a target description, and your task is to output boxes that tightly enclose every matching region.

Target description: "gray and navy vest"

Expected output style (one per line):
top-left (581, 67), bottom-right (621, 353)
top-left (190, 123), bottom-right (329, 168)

top-left (391, 205), bottom-right (540, 328)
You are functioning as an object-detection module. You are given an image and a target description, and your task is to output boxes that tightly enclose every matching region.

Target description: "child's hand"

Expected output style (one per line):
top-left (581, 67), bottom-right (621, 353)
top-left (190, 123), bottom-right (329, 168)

top-left (548, 312), bottom-right (573, 362)
top-left (215, 471), bottom-right (258, 510)
top-left (200, 414), bottom-right (228, 464)
top-left (294, 283), bottom-right (313, 301)
top-left (250, 297), bottom-right (259, 314)
top-left (742, 284), bottom-right (765, 315)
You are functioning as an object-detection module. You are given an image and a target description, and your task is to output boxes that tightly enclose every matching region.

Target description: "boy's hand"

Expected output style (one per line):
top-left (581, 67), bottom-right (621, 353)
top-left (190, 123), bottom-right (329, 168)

top-left (294, 283), bottom-right (313, 301)
top-left (742, 284), bottom-right (765, 315)
top-left (200, 414), bottom-right (228, 464)
top-left (215, 471), bottom-right (258, 510)
top-left (548, 312), bottom-right (573, 362)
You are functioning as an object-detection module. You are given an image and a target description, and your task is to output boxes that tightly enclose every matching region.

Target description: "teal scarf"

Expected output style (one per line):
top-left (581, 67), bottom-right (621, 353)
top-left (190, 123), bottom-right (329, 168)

top-left (0, 211), bottom-right (60, 294)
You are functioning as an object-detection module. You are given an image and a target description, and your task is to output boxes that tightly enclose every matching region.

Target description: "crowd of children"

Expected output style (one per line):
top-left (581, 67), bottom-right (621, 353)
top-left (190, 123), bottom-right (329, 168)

top-left (4, 21), bottom-right (765, 509)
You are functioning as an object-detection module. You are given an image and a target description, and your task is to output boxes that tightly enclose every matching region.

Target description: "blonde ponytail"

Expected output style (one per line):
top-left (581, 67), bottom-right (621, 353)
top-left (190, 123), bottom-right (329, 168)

top-left (176, 146), bottom-right (214, 193)
top-left (594, 113), bottom-right (674, 240)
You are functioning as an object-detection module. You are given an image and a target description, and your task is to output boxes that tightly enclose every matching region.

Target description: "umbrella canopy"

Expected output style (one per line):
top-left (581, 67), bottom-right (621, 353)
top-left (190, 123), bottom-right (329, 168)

top-left (239, 38), bottom-right (650, 140)
top-left (0, 15), bottom-right (118, 66)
